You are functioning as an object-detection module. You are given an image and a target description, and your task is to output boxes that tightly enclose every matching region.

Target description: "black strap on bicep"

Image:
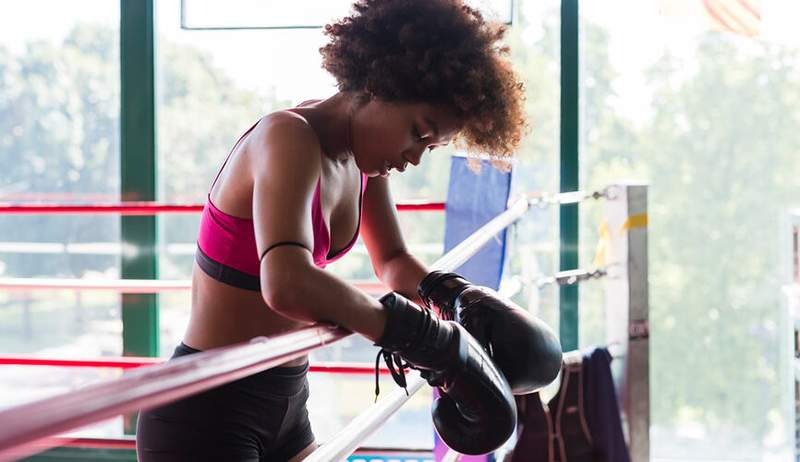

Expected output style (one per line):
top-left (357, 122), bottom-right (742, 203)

top-left (259, 241), bottom-right (311, 262)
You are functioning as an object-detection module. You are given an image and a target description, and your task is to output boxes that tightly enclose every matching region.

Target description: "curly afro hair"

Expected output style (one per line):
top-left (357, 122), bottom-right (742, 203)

top-left (320, 0), bottom-right (527, 160)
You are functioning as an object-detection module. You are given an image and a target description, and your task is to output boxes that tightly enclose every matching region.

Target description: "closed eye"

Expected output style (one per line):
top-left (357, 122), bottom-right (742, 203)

top-left (411, 125), bottom-right (422, 142)
top-left (411, 125), bottom-right (425, 143)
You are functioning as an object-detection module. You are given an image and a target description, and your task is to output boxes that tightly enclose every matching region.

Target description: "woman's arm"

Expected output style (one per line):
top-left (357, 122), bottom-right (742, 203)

top-left (250, 114), bottom-right (386, 341)
top-left (360, 175), bottom-right (429, 305)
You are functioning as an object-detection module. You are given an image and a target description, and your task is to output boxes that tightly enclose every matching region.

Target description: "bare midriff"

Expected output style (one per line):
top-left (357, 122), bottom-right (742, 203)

top-left (183, 262), bottom-right (312, 367)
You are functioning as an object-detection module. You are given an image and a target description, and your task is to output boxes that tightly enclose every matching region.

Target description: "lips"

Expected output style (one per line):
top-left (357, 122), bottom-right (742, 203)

top-left (379, 160), bottom-right (408, 176)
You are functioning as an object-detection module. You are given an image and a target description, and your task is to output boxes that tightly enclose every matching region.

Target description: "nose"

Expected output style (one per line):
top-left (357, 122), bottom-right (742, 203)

top-left (406, 147), bottom-right (425, 166)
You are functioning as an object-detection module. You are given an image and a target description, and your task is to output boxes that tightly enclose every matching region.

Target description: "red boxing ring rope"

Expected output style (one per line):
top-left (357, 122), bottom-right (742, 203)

top-left (0, 277), bottom-right (386, 294)
top-left (0, 354), bottom-right (389, 375)
top-left (0, 326), bottom-right (352, 462)
top-left (0, 201), bottom-right (444, 215)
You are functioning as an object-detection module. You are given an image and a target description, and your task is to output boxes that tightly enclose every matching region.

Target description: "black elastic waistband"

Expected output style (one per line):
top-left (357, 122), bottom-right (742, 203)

top-left (174, 342), bottom-right (309, 379)
top-left (195, 245), bottom-right (261, 292)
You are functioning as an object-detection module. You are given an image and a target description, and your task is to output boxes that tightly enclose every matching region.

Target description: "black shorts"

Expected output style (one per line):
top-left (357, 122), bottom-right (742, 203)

top-left (136, 343), bottom-right (315, 462)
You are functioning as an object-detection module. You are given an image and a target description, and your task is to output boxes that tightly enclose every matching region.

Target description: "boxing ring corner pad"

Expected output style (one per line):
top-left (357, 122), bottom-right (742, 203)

top-left (603, 182), bottom-right (650, 462)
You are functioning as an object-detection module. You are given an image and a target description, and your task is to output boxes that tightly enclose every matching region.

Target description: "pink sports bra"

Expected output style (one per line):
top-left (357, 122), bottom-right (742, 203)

top-left (195, 116), bottom-right (367, 291)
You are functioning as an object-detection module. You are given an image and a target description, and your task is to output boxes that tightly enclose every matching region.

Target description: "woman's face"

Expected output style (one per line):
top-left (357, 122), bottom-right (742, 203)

top-left (350, 99), bottom-right (461, 177)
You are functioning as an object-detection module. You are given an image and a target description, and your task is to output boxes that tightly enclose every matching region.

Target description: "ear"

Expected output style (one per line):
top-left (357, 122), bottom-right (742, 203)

top-left (350, 90), bottom-right (373, 106)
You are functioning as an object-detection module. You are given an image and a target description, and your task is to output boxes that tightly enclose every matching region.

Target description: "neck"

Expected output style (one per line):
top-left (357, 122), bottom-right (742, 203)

top-left (298, 92), bottom-right (355, 162)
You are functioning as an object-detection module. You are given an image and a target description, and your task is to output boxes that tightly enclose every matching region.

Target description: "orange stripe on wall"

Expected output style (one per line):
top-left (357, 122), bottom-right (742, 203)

top-left (715, 0), bottom-right (759, 35)
top-left (736, 0), bottom-right (761, 20)
top-left (704, 0), bottom-right (760, 37)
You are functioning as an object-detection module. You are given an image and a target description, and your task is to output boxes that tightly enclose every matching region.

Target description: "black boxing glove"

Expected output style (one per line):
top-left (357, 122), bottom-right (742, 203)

top-left (418, 271), bottom-right (562, 395)
top-left (376, 292), bottom-right (516, 455)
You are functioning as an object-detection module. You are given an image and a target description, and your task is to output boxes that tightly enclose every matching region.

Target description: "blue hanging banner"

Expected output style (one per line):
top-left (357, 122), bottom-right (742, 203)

top-left (442, 156), bottom-right (512, 290)
top-left (433, 155), bottom-right (513, 462)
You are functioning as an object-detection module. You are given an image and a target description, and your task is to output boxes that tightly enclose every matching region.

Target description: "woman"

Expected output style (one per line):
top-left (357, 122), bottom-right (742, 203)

top-left (137, 0), bottom-right (527, 460)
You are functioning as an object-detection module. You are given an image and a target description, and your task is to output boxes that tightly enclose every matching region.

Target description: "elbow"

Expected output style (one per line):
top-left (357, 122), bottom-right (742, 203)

top-left (260, 269), bottom-right (307, 318)
top-left (261, 286), bottom-right (296, 315)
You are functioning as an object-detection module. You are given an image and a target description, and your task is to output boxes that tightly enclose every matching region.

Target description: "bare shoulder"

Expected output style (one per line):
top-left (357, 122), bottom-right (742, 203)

top-left (247, 110), bottom-right (323, 178)
top-left (250, 110), bottom-right (323, 264)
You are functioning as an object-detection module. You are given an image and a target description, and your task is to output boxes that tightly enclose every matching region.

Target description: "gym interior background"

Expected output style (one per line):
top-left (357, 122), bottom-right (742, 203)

top-left (1, 0), bottom-right (799, 460)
